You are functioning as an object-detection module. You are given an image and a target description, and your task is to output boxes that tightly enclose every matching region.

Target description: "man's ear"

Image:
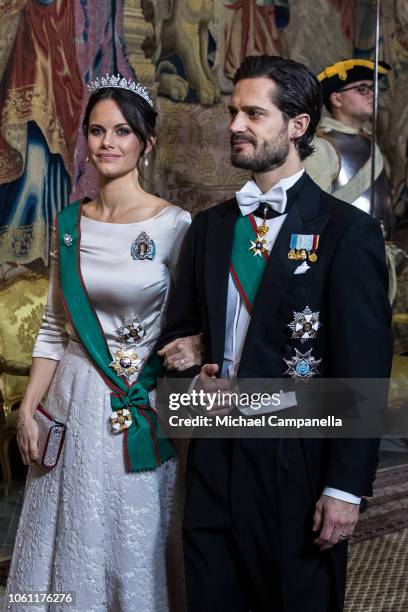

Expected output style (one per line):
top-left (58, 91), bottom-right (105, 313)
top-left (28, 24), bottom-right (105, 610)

top-left (330, 91), bottom-right (342, 110)
top-left (289, 113), bottom-right (310, 141)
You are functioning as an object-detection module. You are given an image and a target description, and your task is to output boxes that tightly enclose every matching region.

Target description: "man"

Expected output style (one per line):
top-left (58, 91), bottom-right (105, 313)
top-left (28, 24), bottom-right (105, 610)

top-left (158, 55), bottom-right (392, 611)
top-left (304, 58), bottom-right (393, 239)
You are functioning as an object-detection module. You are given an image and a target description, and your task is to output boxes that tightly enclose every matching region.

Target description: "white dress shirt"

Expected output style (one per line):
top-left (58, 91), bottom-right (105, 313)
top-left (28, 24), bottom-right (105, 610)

top-left (222, 169), bottom-right (360, 505)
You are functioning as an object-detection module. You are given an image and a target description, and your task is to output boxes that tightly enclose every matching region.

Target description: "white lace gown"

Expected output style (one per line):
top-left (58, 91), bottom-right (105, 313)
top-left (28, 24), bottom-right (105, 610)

top-left (5, 205), bottom-right (191, 612)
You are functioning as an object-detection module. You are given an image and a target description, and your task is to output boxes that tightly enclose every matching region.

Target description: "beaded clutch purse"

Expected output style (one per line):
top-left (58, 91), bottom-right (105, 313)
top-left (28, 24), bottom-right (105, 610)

top-left (34, 405), bottom-right (66, 469)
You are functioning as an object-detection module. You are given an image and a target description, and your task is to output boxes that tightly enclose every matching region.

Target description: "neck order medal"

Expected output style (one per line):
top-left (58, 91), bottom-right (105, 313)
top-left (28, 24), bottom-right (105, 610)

top-left (249, 206), bottom-right (270, 257)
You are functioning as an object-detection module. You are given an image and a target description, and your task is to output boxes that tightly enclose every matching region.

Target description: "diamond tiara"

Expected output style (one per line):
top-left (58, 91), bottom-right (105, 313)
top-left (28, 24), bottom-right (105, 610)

top-left (87, 73), bottom-right (153, 108)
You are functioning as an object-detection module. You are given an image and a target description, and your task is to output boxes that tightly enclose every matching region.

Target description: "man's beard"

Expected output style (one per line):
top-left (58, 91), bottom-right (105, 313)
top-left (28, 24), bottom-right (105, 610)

top-left (230, 123), bottom-right (291, 172)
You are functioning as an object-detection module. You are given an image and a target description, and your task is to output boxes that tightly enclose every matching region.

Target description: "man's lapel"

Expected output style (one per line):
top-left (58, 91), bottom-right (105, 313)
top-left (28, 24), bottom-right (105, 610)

top-left (239, 176), bottom-right (330, 370)
top-left (204, 200), bottom-right (240, 368)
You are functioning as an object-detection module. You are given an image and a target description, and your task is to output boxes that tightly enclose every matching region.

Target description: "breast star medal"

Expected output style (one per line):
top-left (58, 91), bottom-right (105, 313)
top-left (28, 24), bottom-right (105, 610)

top-left (283, 348), bottom-right (321, 381)
top-left (131, 231), bottom-right (155, 261)
top-left (116, 315), bottom-right (146, 344)
top-left (110, 409), bottom-right (132, 433)
top-left (288, 307), bottom-right (321, 342)
top-left (110, 347), bottom-right (140, 379)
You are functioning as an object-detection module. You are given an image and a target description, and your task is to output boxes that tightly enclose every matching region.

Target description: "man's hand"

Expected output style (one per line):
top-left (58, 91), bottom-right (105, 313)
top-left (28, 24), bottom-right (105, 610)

top-left (194, 364), bottom-right (235, 415)
top-left (312, 495), bottom-right (360, 551)
top-left (157, 334), bottom-right (203, 370)
top-left (200, 363), bottom-right (219, 378)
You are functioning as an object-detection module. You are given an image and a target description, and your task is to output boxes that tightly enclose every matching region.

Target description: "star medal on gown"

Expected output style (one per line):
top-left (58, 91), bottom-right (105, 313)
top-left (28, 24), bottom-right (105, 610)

top-left (110, 409), bottom-right (132, 433)
top-left (131, 231), bottom-right (155, 261)
top-left (116, 314), bottom-right (146, 344)
top-left (110, 347), bottom-right (140, 378)
top-left (283, 348), bottom-right (321, 381)
top-left (63, 234), bottom-right (73, 247)
top-left (288, 306), bottom-right (321, 342)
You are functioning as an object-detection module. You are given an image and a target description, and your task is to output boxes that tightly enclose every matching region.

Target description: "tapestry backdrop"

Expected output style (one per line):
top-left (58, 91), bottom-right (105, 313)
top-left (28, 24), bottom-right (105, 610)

top-left (0, 0), bottom-right (407, 269)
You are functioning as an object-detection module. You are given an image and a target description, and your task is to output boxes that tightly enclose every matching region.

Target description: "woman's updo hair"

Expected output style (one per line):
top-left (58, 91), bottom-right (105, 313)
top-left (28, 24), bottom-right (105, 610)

top-left (82, 87), bottom-right (157, 169)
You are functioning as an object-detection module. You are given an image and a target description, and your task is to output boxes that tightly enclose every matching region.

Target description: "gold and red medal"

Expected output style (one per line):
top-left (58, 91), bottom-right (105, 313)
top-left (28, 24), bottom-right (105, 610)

top-left (249, 217), bottom-right (270, 257)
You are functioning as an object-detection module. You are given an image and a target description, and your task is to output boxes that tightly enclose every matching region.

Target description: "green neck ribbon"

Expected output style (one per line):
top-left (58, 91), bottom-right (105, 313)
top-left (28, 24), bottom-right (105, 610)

top-left (230, 213), bottom-right (269, 313)
top-left (56, 201), bottom-right (174, 472)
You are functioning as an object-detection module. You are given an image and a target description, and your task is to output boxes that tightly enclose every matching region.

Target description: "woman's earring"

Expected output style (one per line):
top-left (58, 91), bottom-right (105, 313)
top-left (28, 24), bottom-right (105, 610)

top-left (86, 154), bottom-right (90, 163)
top-left (143, 154), bottom-right (149, 167)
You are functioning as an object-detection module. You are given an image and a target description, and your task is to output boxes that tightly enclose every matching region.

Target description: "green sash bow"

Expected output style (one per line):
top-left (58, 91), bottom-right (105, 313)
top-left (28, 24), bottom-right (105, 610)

top-left (56, 200), bottom-right (174, 472)
top-left (230, 213), bottom-right (268, 313)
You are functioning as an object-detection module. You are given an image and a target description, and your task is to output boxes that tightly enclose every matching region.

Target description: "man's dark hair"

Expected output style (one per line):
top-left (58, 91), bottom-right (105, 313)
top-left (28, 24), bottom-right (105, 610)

top-left (233, 55), bottom-right (322, 160)
top-left (83, 87), bottom-right (157, 171)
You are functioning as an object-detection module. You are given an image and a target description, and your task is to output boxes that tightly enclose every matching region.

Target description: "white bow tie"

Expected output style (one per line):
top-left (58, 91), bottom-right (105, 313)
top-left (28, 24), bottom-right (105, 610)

top-left (236, 181), bottom-right (287, 216)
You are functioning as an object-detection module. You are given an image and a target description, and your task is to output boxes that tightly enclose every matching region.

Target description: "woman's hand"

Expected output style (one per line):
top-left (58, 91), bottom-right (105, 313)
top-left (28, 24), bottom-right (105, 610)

top-left (14, 357), bottom-right (60, 465)
top-left (16, 412), bottom-right (39, 465)
top-left (157, 334), bottom-right (203, 371)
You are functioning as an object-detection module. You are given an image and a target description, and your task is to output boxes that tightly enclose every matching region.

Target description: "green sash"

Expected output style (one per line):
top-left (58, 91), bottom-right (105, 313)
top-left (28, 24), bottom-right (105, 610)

top-left (230, 213), bottom-right (268, 313)
top-left (56, 200), bottom-right (175, 472)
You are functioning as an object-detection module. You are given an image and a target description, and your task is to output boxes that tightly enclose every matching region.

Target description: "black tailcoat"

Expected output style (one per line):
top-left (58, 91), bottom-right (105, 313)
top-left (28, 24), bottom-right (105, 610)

top-left (158, 174), bottom-right (392, 611)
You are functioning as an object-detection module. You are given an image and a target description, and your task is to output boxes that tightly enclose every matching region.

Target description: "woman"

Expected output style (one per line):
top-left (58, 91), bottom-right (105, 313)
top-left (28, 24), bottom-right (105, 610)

top-left (5, 75), bottom-right (201, 611)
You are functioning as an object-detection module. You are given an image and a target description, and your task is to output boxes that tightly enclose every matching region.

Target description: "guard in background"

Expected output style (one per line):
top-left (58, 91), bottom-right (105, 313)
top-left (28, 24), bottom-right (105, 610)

top-left (304, 59), bottom-right (393, 240)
